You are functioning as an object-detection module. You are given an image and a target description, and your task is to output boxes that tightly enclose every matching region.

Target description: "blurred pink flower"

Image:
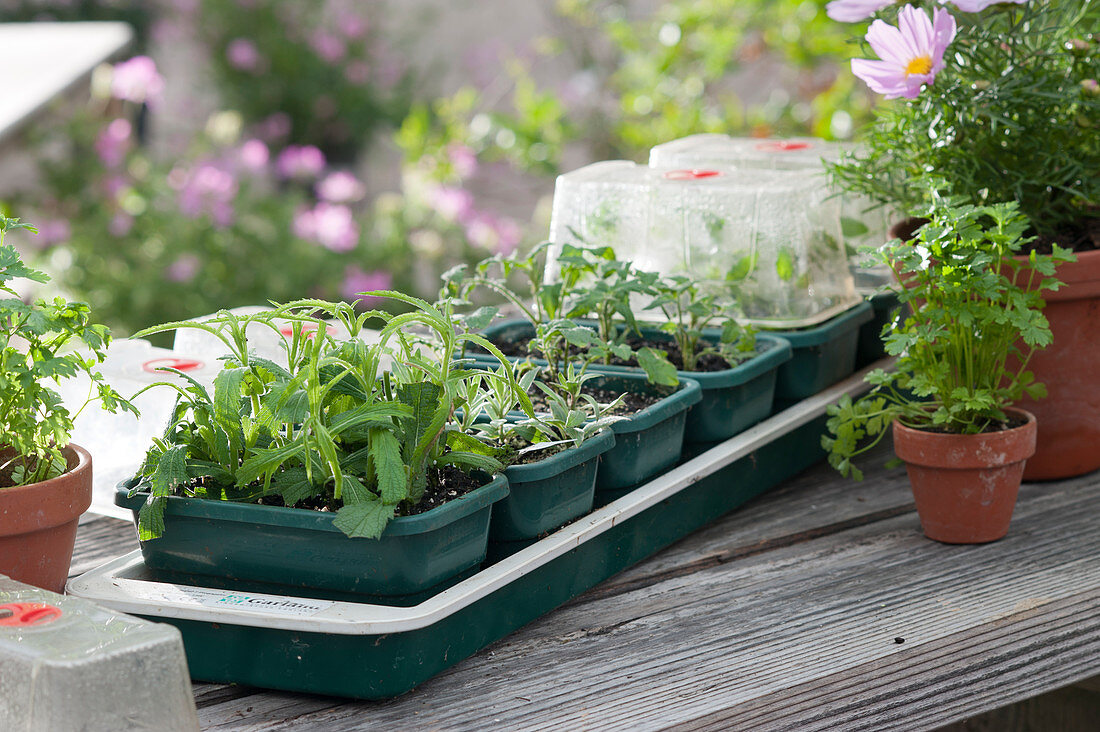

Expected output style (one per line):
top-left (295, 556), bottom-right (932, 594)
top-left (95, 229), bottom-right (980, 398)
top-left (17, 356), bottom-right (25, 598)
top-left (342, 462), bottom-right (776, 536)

top-left (226, 38), bottom-right (262, 72)
top-left (276, 145), bottom-right (326, 180)
top-left (165, 254), bottom-right (201, 283)
top-left (344, 61), bottom-right (371, 85)
top-left (310, 32), bottom-right (346, 63)
top-left (851, 4), bottom-right (956, 99)
top-left (103, 175), bottom-right (129, 199)
top-left (111, 56), bottom-right (165, 107)
top-left (338, 13), bottom-right (369, 40)
top-left (176, 164), bottom-right (238, 228)
top-left (447, 144), bottom-right (478, 179)
top-left (826, 0), bottom-right (894, 23)
top-left (945, 0), bottom-right (1027, 11)
top-left (464, 213), bottom-right (522, 254)
top-left (257, 112), bottom-right (292, 141)
top-left (95, 118), bottom-right (132, 168)
top-left (32, 219), bottom-right (70, 249)
top-left (109, 212), bottom-right (134, 237)
top-left (238, 139), bottom-right (270, 171)
top-left (341, 266), bottom-right (392, 301)
top-left (294, 203), bottom-right (359, 252)
top-left (429, 185), bottom-right (474, 223)
top-left (316, 171), bottom-right (366, 203)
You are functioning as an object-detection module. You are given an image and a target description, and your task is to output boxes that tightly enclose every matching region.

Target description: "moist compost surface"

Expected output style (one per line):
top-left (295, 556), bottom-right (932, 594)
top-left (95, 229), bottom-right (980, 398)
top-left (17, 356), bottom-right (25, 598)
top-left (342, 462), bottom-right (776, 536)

top-left (526, 384), bottom-right (664, 416)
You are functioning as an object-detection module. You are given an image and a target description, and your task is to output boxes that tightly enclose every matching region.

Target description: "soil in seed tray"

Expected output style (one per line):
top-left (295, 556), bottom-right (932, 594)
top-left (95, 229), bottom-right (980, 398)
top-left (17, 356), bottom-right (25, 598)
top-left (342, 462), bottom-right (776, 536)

top-left (526, 384), bottom-right (665, 416)
top-left (243, 464), bottom-right (484, 516)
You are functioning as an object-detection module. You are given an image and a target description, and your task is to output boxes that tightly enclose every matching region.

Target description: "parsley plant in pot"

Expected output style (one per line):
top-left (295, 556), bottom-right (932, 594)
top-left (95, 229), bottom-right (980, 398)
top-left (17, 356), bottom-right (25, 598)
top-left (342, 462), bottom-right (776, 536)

top-left (829, 0), bottom-right (1100, 478)
top-left (0, 216), bottom-right (134, 592)
top-left (823, 193), bottom-right (1071, 543)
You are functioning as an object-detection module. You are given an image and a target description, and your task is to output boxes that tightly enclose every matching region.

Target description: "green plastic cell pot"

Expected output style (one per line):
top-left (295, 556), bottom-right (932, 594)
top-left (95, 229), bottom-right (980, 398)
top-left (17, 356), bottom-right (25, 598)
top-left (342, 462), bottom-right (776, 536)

top-left (585, 372), bottom-right (701, 492)
top-left (492, 428), bottom-right (616, 542)
top-left (472, 319), bottom-right (789, 444)
top-left (765, 301), bottom-right (874, 405)
top-left (114, 474), bottom-right (509, 597)
top-left (856, 291), bottom-right (905, 369)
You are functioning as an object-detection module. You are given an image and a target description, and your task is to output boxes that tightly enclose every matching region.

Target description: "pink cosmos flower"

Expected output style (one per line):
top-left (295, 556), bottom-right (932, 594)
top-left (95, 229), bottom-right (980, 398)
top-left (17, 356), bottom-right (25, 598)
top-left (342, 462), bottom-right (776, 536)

top-left (294, 203), bottom-right (359, 252)
top-left (310, 32), bottom-right (346, 63)
top-left (826, 0), bottom-right (895, 23)
top-left (316, 171), bottom-right (366, 203)
top-left (32, 219), bottom-right (71, 249)
top-left (238, 139), bottom-right (269, 172)
top-left (111, 56), bottom-right (165, 107)
top-left (447, 144), bottom-right (478, 179)
top-left (109, 212), bottom-right (134, 237)
top-left (851, 4), bottom-right (956, 99)
top-left (464, 213), bottom-right (522, 254)
top-left (428, 185), bottom-right (475, 224)
top-left (257, 112), bottom-right (292, 141)
top-left (276, 145), bottom-right (326, 180)
top-left (165, 254), bottom-right (201, 283)
top-left (944, 0), bottom-right (1027, 12)
top-left (95, 118), bottom-right (132, 168)
top-left (341, 266), bottom-right (392, 302)
top-left (175, 164), bottom-right (238, 228)
top-left (226, 38), bottom-right (262, 72)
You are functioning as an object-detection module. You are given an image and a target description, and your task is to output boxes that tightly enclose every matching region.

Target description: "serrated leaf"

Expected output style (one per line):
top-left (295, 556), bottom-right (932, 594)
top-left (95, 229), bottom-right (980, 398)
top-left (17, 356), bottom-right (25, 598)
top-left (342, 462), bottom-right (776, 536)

top-left (332, 499), bottom-right (395, 539)
top-left (369, 427), bottom-right (406, 504)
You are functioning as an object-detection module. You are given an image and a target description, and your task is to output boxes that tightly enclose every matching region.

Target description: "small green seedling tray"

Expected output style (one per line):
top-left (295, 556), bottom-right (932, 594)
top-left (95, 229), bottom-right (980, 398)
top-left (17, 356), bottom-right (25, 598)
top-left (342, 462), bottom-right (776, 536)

top-left (765, 301), bottom-right (874, 407)
top-left (114, 475), bottom-right (509, 598)
top-left (493, 428), bottom-right (616, 542)
top-left (70, 368), bottom-right (875, 701)
top-left (471, 320), bottom-right (790, 445)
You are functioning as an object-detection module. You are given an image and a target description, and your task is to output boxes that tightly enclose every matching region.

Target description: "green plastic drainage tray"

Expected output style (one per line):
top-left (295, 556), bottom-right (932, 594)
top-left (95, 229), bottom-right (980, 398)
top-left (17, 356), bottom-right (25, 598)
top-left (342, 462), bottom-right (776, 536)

top-left (69, 368), bottom-right (876, 701)
top-left (114, 474), bottom-right (509, 598)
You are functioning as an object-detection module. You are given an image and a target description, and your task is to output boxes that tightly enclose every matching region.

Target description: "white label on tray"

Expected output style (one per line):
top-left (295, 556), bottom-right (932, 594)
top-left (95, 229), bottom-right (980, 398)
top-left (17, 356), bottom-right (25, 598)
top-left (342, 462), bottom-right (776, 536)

top-left (126, 582), bottom-right (335, 617)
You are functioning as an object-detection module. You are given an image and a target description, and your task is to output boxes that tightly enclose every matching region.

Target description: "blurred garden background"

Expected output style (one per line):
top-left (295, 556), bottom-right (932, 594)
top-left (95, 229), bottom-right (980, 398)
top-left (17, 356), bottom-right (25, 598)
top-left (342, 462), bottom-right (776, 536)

top-left (0, 0), bottom-right (873, 342)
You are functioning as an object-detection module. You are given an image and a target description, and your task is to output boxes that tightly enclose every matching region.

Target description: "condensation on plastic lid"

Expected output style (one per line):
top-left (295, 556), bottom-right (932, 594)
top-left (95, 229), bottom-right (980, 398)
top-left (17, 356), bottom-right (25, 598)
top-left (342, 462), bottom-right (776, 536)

top-left (754, 140), bottom-right (813, 152)
top-left (663, 169), bottom-right (723, 180)
top-left (279, 323), bottom-right (337, 338)
top-left (0, 602), bottom-right (63, 627)
top-left (142, 358), bottom-right (205, 373)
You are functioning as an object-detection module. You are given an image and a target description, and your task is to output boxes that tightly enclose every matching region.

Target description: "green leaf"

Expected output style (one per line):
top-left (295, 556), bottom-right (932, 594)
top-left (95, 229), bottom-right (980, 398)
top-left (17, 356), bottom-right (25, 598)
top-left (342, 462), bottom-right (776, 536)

top-left (841, 216), bottom-right (870, 238)
top-left (332, 498), bottom-right (395, 539)
top-left (369, 427), bottom-right (407, 504)
top-left (270, 467), bottom-right (314, 506)
top-left (726, 253), bottom-right (756, 282)
top-left (636, 347), bottom-right (679, 387)
top-left (776, 250), bottom-right (795, 282)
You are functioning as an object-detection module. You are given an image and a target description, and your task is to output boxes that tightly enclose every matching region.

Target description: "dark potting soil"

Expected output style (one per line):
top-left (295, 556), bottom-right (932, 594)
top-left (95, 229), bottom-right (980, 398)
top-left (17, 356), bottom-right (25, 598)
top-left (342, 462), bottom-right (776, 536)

top-left (526, 383), bottom-right (665, 416)
top-left (1029, 217), bottom-right (1100, 255)
top-left (242, 464), bottom-right (485, 516)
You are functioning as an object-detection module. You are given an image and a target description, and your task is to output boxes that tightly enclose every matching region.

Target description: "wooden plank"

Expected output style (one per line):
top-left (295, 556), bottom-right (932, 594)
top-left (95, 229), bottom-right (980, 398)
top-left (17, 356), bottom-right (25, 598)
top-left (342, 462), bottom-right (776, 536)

top-left (69, 515), bottom-right (137, 578)
top-left (209, 473), bottom-right (1099, 731)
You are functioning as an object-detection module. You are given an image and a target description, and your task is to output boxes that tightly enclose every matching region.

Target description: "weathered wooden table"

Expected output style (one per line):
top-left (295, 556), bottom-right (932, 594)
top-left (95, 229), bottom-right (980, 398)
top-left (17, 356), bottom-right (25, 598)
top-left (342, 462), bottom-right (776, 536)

top-left (70, 438), bottom-right (1100, 731)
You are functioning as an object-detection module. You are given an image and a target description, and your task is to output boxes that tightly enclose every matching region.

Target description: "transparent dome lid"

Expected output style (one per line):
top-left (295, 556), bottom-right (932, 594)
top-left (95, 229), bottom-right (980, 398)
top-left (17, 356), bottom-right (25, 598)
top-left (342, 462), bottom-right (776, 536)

top-left (548, 160), bottom-right (859, 328)
top-left (649, 135), bottom-right (897, 291)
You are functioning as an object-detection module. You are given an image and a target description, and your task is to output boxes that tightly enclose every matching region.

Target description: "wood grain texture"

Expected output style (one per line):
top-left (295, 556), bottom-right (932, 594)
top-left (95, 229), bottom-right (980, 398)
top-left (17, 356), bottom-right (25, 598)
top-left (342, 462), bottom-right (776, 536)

top-left (66, 442), bottom-right (1100, 732)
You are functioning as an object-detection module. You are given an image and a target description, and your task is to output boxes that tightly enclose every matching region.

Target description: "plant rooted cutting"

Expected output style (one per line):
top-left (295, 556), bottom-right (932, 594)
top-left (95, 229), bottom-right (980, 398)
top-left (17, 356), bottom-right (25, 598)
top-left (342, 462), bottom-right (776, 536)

top-left (823, 187), bottom-right (1073, 479)
top-left (128, 294), bottom-right (526, 540)
top-left (0, 215), bottom-right (134, 487)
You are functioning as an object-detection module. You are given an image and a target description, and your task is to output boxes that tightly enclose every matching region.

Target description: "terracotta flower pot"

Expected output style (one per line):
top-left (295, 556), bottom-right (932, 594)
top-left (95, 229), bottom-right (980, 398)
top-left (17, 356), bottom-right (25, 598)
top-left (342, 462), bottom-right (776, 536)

top-left (1007, 249), bottom-right (1100, 480)
top-left (892, 410), bottom-right (1036, 544)
top-left (0, 444), bottom-right (92, 592)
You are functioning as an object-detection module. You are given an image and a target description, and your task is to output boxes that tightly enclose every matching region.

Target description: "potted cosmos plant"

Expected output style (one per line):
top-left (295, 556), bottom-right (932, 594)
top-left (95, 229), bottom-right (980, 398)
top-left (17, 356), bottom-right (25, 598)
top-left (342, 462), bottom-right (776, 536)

top-left (0, 215), bottom-right (134, 592)
top-left (828, 0), bottom-right (1100, 479)
top-left (823, 188), bottom-right (1071, 543)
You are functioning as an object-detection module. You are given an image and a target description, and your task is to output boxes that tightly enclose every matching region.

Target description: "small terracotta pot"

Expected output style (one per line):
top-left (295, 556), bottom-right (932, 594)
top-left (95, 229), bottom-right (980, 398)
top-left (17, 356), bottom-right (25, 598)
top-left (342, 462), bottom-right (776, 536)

top-left (893, 410), bottom-right (1036, 544)
top-left (0, 444), bottom-right (92, 592)
top-left (1007, 249), bottom-right (1100, 480)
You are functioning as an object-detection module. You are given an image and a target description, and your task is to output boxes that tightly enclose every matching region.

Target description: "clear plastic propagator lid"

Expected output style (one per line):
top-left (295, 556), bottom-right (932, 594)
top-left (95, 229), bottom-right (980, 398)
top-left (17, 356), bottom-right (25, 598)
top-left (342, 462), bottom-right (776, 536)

top-left (547, 160), bottom-right (859, 328)
top-left (649, 135), bottom-right (896, 290)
